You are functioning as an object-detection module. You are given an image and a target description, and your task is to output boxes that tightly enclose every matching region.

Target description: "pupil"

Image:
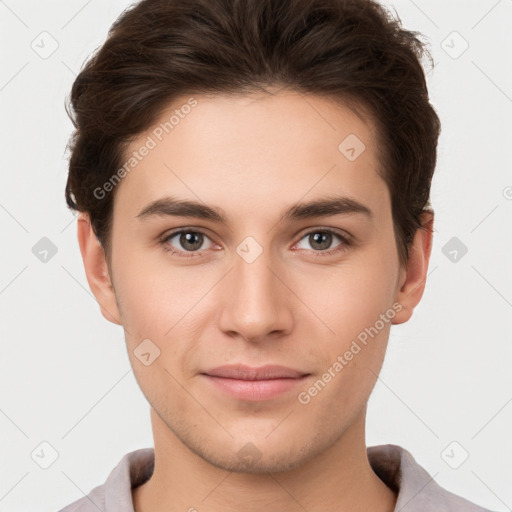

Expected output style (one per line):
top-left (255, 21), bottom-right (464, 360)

top-left (311, 232), bottom-right (331, 250)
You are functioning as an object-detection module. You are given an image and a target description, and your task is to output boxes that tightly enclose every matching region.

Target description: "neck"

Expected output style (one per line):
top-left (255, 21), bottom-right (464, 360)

top-left (132, 408), bottom-right (397, 512)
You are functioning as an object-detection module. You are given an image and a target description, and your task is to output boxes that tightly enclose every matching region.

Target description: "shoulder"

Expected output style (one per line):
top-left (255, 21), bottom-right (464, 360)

top-left (367, 444), bottom-right (498, 512)
top-left (57, 485), bottom-right (105, 512)
top-left (56, 448), bottom-right (155, 512)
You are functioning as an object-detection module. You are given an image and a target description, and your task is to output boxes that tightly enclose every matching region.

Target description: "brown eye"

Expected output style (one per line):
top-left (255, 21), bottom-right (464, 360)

top-left (177, 232), bottom-right (204, 251)
top-left (161, 230), bottom-right (214, 255)
top-left (308, 231), bottom-right (333, 251)
top-left (294, 229), bottom-right (351, 256)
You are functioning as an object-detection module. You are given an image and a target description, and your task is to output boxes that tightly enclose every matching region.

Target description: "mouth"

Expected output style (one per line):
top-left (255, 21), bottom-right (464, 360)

top-left (200, 364), bottom-right (311, 401)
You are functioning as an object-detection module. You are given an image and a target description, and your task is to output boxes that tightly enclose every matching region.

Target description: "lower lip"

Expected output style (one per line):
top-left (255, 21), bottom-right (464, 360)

top-left (202, 375), bottom-right (309, 401)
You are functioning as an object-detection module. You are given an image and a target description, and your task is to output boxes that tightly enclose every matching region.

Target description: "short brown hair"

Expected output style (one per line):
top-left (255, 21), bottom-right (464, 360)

top-left (65, 0), bottom-right (441, 268)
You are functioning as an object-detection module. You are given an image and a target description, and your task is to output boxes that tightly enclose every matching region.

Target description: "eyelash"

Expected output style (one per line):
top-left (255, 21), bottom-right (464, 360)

top-left (158, 228), bottom-right (352, 259)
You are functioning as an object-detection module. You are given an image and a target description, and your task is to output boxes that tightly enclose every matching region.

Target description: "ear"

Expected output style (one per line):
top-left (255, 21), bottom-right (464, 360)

top-left (392, 212), bottom-right (434, 325)
top-left (76, 213), bottom-right (122, 325)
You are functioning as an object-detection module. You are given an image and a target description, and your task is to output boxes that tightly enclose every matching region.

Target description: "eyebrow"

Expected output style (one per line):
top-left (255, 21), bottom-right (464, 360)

top-left (136, 195), bottom-right (373, 223)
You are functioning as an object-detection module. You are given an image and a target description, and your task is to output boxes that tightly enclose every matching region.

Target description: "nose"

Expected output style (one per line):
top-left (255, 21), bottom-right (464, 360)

top-left (217, 243), bottom-right (294, 344)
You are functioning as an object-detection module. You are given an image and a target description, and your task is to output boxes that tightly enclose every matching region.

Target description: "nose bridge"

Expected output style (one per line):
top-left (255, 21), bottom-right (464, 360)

top-left (218, 239), bottom-right (292, 341)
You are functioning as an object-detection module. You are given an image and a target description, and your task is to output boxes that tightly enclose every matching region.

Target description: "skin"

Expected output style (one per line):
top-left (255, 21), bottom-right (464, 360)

top-left (77, 89), bottom-right (433, 512)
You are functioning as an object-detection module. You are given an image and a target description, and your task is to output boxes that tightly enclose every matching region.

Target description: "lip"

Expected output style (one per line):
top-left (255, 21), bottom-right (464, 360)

top-left (200, 364), bottom-right (310, 401)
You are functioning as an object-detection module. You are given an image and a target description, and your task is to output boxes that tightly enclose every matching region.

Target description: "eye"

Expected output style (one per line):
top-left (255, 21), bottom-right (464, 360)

top-left (294, 229), bottom-right (351, 256)
top-left (159, 227), bottom-right (352, 259)
top-left (160, 229), bottom-right (215, 257)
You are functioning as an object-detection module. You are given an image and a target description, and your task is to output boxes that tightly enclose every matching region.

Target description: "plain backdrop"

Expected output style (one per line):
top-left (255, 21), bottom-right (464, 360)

top-left (0, 0), bottom-right (511, 511)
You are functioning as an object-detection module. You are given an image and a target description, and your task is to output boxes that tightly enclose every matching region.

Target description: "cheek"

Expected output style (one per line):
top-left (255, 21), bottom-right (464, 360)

top-left (113, 261), bottom-right (210, 375)
top-left (299, 299), bottom-right (392, 416)
top-left (112, 250), bottom-right (198, 334)
top-left (300, 246), bottom-right (398, 385)
top-left (308, 260), bottom-right (397, 338)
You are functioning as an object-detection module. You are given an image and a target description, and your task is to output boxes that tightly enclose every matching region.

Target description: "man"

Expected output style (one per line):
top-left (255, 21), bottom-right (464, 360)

top-left (59, 0), bottom-right (495, 510)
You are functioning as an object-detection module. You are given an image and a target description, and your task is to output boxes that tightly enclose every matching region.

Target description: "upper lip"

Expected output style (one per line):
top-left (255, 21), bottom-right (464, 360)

top-left (202, 364), bottom-right (308, 380)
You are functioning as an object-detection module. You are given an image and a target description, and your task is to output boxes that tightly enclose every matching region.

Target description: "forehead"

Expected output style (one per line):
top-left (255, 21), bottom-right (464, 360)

top-left (112, 90), bottom-right (387, 222)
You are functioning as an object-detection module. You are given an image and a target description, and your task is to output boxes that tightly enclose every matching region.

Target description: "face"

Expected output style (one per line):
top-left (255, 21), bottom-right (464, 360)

top-left (84, 89), bottom-right (421, 473)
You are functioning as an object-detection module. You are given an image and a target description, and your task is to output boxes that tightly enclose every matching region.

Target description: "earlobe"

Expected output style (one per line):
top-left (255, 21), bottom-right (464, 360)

top-left (76, 213), bottom-right (122, 326)
top-left (392, 212), bottom-right (434, 325)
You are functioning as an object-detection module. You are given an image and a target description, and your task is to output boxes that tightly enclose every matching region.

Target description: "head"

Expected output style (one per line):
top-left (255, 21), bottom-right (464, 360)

top-left (67, 0), bottom-right (440, 472)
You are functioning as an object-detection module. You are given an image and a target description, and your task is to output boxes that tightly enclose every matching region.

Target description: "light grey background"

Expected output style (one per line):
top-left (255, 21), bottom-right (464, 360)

top-left (0, 1), bottom-right (511, 511)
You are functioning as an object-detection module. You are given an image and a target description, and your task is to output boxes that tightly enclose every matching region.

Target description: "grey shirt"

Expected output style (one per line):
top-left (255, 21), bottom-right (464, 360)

top-left (58, 444), bottom-right (496, 511)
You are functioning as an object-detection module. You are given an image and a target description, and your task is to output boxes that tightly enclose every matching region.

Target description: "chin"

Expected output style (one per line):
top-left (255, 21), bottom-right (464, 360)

top-left (177, 418), bottom-right (338, 474)
top-left (192, 440), bottom-right (318, 474)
